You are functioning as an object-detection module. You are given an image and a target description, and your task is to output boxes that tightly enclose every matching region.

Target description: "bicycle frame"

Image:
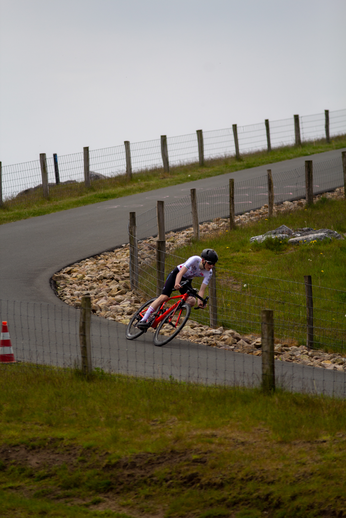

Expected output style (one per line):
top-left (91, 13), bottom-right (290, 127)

top-left (147, 292), bottom-right (190, 330)
top-left (139, 283), bottom-right (208, 331)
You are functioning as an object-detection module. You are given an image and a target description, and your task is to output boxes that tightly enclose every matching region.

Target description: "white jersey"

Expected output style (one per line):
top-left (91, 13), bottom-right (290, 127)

top-left (177, 256), bottom-right (212, 285)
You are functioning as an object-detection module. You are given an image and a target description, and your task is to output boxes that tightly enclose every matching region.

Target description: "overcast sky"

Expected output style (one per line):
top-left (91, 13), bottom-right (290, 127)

top-left (0, 0), bottom-right (345, 165)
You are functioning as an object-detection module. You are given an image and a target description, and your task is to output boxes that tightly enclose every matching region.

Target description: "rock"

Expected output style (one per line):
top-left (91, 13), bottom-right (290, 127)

top-left (236, 339), bottom-right (249, 348)
top-left (250, 224), bottom-right (294, 243)
top-left (224, 336), bottom-right (236, 346)
top-left (288, 229), bottom-right (342, 244)
top-left (251, 225), bottom-right (343, 244)
top-left (90, 171), bottom-right (107, 181)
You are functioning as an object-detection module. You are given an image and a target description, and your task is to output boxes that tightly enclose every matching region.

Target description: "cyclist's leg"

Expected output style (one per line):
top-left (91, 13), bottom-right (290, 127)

top-left (139, 294), bottom-right (169, 324)
top-left (186, 296), bottom-right (196, 307)
top-left (140, 268), bottom-right (178, 323)
top-left (126, 298), bottom-right (156, 339)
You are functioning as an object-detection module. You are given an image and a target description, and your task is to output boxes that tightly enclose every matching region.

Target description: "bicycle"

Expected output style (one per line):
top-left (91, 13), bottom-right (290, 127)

top-left (125, 281), bottom-right (209, 346)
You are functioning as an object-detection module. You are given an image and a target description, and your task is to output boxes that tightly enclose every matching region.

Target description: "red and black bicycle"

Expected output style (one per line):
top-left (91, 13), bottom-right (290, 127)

top-left (126, 281), bottom-right (208, 346)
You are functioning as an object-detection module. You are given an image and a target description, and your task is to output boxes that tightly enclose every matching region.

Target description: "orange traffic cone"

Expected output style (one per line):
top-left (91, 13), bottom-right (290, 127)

top-left (0, 321), bottom-right (16, 363)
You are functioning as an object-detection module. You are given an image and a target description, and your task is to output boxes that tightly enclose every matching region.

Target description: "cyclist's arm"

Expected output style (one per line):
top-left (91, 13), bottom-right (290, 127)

top-left (197, 282), bottom-right (207, 307)
top-left (174, 266), bottom-right (188, 289)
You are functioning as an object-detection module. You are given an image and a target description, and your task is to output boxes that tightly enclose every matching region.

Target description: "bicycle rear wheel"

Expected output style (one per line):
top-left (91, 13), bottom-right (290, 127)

top-left (153, 303), bottom-right (191, 346)
top-left (126, 298), bottom-right (156, 340)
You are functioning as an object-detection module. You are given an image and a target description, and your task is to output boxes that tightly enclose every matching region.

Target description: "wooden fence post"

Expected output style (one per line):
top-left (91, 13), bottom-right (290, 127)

top-left (304, 275), bottom-right (314, 349)
top-left (305, 160), bottom-right (314, 205)
top-left (342, 151), bottom-right (346, 199)
top-left (161, 135), bottom-right (169, 173)
top-left (39, 153), bottom-right (49, 198)
top-left (53, 154), bottom-right (60, 185)
top-left (261, 309), bottom-right (275, 393)
top-left (325, 110), bottom-right (330, 144)
top-left (156, 200), bottom-right (166, 296)
top-left (0, 161), bottom-right (3, 207)
top-left (129, 212), bottom-right (138, 291)
top-left (267, 169), bottom-right (274, 217)
top-left (233, 124), bottom-right (240, 160)
top-left (229, 178), bottom-right (235, 230)
top-left (196, 129), bottom-right (204, 166)
top-left (83, 146), bottom-right (90, 188)
top-left (190, 188), bottom-right (199, 240)
top-left (294, 114), bottom-right (301, 146)
top-left (156, 240), bottom-right (166, 296)
top-left (265, 119), bottom-right (271, 152)
top-left (79, 295), bottom-right (92, 375)
top-left (124, 141), bottom-right (132, 180)
top-left (157, 200), bottom-right (165, 241)
top-left (209, 267), bottom-right (218, 328)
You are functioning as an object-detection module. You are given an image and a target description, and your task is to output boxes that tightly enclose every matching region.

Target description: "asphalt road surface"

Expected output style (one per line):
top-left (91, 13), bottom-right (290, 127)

top-left (1, 149), bottom-right (345, 397)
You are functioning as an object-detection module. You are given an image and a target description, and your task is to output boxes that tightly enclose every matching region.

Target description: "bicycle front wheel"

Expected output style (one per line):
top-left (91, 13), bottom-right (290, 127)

top-left (153, 303), bottom-right (191, 347)
top-left (126, 298), bottom-right (156, 340)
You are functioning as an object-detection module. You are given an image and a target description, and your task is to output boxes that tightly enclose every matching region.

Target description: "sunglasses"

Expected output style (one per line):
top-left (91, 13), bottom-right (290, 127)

top-left (206, 261), bottom-right (215, 266)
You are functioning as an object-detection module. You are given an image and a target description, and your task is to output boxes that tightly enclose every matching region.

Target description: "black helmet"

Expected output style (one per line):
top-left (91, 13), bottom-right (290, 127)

top-left (201, 248), bottom-right (218, 264)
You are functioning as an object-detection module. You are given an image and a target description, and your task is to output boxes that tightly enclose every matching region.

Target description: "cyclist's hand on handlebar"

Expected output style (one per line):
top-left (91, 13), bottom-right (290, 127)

top-left (174, 282), bottom-right (182, 290)
top-left (195, 295), bottom-right (208, 309)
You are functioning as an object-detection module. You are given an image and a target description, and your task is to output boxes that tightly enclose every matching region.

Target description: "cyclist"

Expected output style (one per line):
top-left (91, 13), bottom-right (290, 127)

top-left (137, 248), bottom-right (218, 330)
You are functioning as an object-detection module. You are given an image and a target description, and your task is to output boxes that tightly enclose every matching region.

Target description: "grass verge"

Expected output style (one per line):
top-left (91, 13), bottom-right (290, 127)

top-left (0, 365), bottom-right (346, 517)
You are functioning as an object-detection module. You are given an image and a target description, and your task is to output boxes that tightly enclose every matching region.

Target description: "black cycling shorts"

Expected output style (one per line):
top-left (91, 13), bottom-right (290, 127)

top-left (162, 267), bottom-right (192, 296)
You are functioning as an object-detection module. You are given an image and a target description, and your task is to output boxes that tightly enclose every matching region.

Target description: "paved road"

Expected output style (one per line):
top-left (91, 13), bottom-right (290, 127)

top-left (1, 148), bottom-right (345, 396)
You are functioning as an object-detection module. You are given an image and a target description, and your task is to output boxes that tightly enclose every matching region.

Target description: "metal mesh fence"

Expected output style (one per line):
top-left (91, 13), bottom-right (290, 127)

top-left (89, 145), bottom-right (126, 177)
top-left (330, 109), bottom-right (346, 136)
top-left (135, 151), bottom-right (344, 242)
top-left (268, 117), bottom-right (295, 148)
top-left (237, 122), bottom-right (268, 154)
top-left (203, 127), bottom-right (235, 159)
top-left (300, 112), bottom-right (325, 142)
top-left (1, 291), bottom-right (345, 396)
top-left (1, 145), bottom-right (346, 394)
top-left (129, 139), bottom-right (162, 172)
top-left (2, 109), bottom-right (345, 200)
top-left (167, 133), bottom-right (199, 165)
top-left (48, 151), bottom-right (84, 183)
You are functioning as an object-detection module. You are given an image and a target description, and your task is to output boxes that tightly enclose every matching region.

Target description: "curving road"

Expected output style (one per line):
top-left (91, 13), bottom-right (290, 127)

top-left (0, 149), bottom-right (345, 396)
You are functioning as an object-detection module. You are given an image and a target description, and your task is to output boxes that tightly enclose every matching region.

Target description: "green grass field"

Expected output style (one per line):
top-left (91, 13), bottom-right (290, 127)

top-left (1, 366), bottom-right (346, 518)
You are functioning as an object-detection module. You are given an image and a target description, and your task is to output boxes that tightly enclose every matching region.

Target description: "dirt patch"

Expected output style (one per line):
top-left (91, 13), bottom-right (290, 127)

top-left (0, 441), bottom-right (211, 517)
top-left (102, 448), bottom-right (210, 491)
top-left (0, 439), bottom-right (209, 476)
top-left (0, 438), bottom-right (99, 471)
top-left (2, 437), bottom-right (346, 517)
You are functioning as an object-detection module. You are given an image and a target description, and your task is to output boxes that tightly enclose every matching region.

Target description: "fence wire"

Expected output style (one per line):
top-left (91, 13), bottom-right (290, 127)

top-left (1, 292), bottom-right (345, 397)
top-left (1, 112), bottom-right (346, 396)
top-left (134, 151), bottom-right (344, 242)
top-left (2, 109), bottom-right (345, 199)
